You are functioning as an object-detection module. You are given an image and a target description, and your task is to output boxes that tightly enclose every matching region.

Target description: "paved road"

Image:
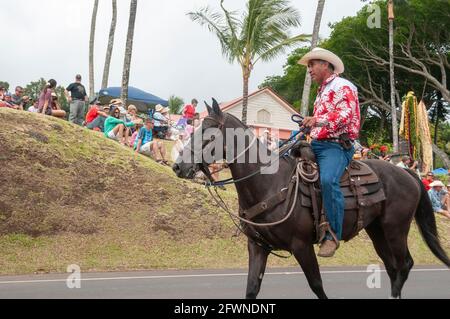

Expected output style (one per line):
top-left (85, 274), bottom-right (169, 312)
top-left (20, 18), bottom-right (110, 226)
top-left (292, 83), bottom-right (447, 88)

top-left (0, 266), bottom-right (448, 299)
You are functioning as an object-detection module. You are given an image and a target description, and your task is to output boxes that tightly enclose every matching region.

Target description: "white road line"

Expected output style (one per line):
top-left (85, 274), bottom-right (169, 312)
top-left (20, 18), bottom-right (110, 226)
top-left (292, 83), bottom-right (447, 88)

top-left (0, 268), bottom-right (447, 285)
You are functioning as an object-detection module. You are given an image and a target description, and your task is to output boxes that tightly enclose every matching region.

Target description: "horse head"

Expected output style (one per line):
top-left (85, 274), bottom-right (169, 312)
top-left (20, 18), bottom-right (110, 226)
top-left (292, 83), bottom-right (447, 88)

top-left (172, 98), bottom-right (226, 180)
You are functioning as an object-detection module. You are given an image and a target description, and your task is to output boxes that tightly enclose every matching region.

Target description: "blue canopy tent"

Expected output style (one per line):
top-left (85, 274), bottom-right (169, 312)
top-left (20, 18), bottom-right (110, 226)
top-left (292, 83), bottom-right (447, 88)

top-left (99, 86), bottom-right (168, 112)
top-left (432, 168), bottom-right (449, 175)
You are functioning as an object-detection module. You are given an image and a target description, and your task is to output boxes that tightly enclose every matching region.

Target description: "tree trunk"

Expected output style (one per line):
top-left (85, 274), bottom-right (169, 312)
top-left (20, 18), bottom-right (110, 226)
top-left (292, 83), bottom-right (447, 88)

top-left (89, 0), bottom-right (99, 99)
top-left (121, 0), bottom-right (138, 105)
top-left (388, 1), bottom-right (399, 152)
top-left (432, 144), bottom-right (450, 168)
top-left (242, 72), bottom-right (250, 125)
top-left (300, 0), bottom-right (325, 116)
top-left (102, 0), bottom-right (117, 89)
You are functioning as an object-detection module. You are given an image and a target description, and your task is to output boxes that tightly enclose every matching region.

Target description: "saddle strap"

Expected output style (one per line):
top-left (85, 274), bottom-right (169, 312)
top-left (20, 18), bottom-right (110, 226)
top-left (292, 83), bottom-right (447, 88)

top-left (349, 176), bottom-right (365, 234)
top-left (309, 183), bottom-right (321, 243)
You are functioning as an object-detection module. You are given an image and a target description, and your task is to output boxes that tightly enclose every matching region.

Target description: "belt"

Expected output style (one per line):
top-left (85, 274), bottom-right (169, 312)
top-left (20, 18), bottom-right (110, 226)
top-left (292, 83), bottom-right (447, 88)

top-left (318, 138), bottom-right (340, 143)
top-left (317, 137), bottom-right (355, 143)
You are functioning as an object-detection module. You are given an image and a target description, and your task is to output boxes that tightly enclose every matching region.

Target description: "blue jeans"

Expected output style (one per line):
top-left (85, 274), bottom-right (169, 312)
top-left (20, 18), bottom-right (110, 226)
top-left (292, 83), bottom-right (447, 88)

top-left (311, 140), bottom-right (355, 241)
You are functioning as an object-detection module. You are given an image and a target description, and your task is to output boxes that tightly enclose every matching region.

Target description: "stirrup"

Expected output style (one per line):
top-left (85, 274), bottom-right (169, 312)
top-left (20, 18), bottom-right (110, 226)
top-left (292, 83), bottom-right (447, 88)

top-left (318, 222), bottom-right (340, 250)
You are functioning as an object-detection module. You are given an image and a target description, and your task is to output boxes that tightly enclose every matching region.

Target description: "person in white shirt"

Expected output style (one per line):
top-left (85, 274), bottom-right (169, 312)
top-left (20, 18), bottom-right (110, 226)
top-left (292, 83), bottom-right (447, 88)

top-left (396, 156), bottom-right (410, 169)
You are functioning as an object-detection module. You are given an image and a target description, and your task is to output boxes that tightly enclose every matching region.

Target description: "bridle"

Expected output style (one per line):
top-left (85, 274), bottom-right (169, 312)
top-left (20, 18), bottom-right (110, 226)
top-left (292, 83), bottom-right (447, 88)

top-left (185, 113), bottom-right (259, 185)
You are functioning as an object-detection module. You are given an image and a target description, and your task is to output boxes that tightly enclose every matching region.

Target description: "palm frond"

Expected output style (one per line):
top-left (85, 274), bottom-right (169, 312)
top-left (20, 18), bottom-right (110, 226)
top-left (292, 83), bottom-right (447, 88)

top-left (187, 7), bottom-right (238, 63)
top-left (254, 33), bottom-right (311, 64)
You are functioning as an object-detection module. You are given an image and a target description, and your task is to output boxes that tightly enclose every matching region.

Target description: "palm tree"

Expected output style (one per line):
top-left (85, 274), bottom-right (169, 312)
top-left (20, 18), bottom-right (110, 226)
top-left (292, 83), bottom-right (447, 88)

top-left (102, 0), bottom-right (117, 89)
top-left (300, 0), bottom-right (325, 116)
top-left (189, 0), bottom-right (308, 124)
top-left (168, 95), bottom-right (185, 114)
top-left (89, 0), bottom-right (99, 99)
top-left (121, 0), bottom-right (138, 104)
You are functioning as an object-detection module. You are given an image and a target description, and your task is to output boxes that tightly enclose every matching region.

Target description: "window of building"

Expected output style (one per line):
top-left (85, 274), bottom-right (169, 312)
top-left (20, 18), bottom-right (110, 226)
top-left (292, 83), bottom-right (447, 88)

top-left (257, 109), bottom-right (271, 124)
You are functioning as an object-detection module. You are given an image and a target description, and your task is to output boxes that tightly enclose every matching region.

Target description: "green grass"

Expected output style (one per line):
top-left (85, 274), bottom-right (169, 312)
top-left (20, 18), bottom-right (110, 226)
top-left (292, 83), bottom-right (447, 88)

top-left (0, 108), bottom-right (449, 275)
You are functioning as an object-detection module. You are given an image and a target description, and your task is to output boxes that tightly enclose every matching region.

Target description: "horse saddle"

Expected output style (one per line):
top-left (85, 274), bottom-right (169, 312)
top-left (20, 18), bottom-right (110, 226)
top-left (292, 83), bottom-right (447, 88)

top-left (299, 160), bottom-right (386, 211)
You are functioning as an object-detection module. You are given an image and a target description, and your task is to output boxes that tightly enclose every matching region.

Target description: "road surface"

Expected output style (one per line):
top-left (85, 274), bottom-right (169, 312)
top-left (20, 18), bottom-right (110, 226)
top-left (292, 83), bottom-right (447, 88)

top-left (0, 266), bottom-right (448, 299)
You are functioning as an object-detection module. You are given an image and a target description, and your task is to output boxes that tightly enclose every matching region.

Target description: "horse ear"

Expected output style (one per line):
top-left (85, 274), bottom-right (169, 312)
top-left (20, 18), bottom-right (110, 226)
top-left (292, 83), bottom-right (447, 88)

top-left (212, 98), bottom-right (223, 117)
top-left (205, 101), bottom-right (212, 115)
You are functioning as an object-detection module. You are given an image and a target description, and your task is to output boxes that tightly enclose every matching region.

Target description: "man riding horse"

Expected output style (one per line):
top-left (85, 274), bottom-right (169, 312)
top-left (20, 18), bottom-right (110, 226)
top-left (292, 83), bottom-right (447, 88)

top-left (298, 48), bottom-right (360, 258)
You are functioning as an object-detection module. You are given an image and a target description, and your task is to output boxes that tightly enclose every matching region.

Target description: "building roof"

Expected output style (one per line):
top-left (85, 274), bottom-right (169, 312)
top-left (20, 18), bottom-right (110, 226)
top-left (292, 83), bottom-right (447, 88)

top-left (200, 87), bottom-right (298, 119)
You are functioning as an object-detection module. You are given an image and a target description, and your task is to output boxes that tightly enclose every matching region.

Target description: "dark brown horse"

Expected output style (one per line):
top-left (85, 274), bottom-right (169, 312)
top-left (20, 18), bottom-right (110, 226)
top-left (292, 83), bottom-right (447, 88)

top-left (173, 100), bottom-right (450, 299)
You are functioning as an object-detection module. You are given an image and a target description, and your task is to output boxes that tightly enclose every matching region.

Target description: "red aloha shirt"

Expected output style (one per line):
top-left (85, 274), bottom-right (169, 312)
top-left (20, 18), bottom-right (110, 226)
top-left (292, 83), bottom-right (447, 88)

top-left (311, 74), bottom-right (360, 141)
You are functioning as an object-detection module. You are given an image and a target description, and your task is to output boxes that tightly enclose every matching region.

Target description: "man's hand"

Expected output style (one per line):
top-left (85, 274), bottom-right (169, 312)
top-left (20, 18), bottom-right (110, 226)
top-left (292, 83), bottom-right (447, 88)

top-left (302, 116), bottom-right (318, 128)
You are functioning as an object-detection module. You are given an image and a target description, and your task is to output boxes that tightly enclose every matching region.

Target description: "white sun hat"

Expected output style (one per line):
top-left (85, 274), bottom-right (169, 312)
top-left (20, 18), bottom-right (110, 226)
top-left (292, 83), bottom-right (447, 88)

top-left (298, 47), bottom-right (345, 74)
top-left (429, 180), bottom-right (445, 187)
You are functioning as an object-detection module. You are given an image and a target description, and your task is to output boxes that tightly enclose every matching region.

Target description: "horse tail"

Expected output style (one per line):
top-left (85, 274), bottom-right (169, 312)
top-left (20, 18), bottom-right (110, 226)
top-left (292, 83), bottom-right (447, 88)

top-left (405, 169), bottom-right (450, 267)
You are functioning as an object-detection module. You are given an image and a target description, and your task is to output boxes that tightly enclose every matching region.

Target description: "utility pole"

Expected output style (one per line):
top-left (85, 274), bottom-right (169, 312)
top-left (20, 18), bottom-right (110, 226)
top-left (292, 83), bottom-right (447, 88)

top-left (389, 0), bottom-right (399, 152)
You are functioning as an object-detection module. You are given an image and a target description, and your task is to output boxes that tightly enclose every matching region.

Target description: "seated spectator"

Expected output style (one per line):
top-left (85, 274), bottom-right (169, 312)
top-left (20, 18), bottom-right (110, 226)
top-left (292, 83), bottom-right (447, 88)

top-left (396, 156), bottom-right (410, 169)
top-left (85, 101), bottom-right (108, 126)
top-left (126, 104), bottom-right (140, 121)
top-left (153, 104), bottom-right (170, 139)
top-left (125, 104), bottom-right (143, 135)
top-left (21, 96), bottom-right (31, 110)
top-left (38, 79), bottom-right (57, 115)
top-left (182, 99), bottom-right (197, 121)
top-left (422, 172), bottom-right (434, 191)
top-left (185, 119), bottom-right (194, 136)
top-left (377, 145), bottom-right (391, 161)
top-left (47, 93), bottom-right (67, 118)
top-left (129, 122), bottom-right (143, 147)
top-left (0, 86), bottom-right (5, 100)
top-left (27, 99), bottom-right (39, 113)
top-left (193, 113), bottom-right (201, 132)
top-left (134, 118), bottom-right (168, 165)
top-left (2, 93), bottom-right (16, 108)
top-left (11, 86), bottom-right (25, 110)
top-left (86, 105), bottom-right (110, 132)
top-left (104, 106), bottom-right (137, 145)
top-left (428, 181), bottom-right (450, 219)
top-left (172, 132), bottom-right (186, 161)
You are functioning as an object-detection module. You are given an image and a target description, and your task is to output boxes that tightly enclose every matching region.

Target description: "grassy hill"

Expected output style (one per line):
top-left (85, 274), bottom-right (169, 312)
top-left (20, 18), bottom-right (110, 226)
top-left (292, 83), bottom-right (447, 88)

top-left (0, 108), bottom-right (449, 275)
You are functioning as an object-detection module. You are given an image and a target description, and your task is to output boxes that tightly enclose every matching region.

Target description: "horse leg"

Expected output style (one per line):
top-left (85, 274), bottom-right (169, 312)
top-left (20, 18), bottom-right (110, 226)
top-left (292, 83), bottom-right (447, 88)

top-left (245, 240), bottom-right (269, 299)
top-left (383, 224), bottom-right (413, 299)
top-left (365, 221), bottom-right (397, 289)
top-left (293, 243), bottom-right (328, 299)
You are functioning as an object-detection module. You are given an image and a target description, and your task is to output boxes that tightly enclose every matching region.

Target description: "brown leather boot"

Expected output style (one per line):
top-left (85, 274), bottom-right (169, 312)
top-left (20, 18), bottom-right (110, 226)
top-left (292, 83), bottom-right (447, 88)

top-left (318, 240), bottom-right (338, 258)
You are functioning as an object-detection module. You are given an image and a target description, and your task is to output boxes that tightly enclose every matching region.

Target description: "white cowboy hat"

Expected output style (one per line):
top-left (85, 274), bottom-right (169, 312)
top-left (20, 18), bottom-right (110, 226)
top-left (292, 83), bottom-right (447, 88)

top-left (429, 181), bottom-right (445, 187)
top-left (298, 47), bottom-right (345, 74)
top-left (155, 104), bottom-right (164, 112)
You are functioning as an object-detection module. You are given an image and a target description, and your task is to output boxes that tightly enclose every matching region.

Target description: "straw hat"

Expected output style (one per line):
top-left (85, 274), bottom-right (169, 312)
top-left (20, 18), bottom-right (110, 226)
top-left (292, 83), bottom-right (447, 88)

top-left (110, 98), bottom-right (124, 106)
top-left (298, 47), bottom-right (345, 74)
top-left (429, 181), bottom-right (445, 188)
top-left (155, 104), bottom-right (164, 112)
